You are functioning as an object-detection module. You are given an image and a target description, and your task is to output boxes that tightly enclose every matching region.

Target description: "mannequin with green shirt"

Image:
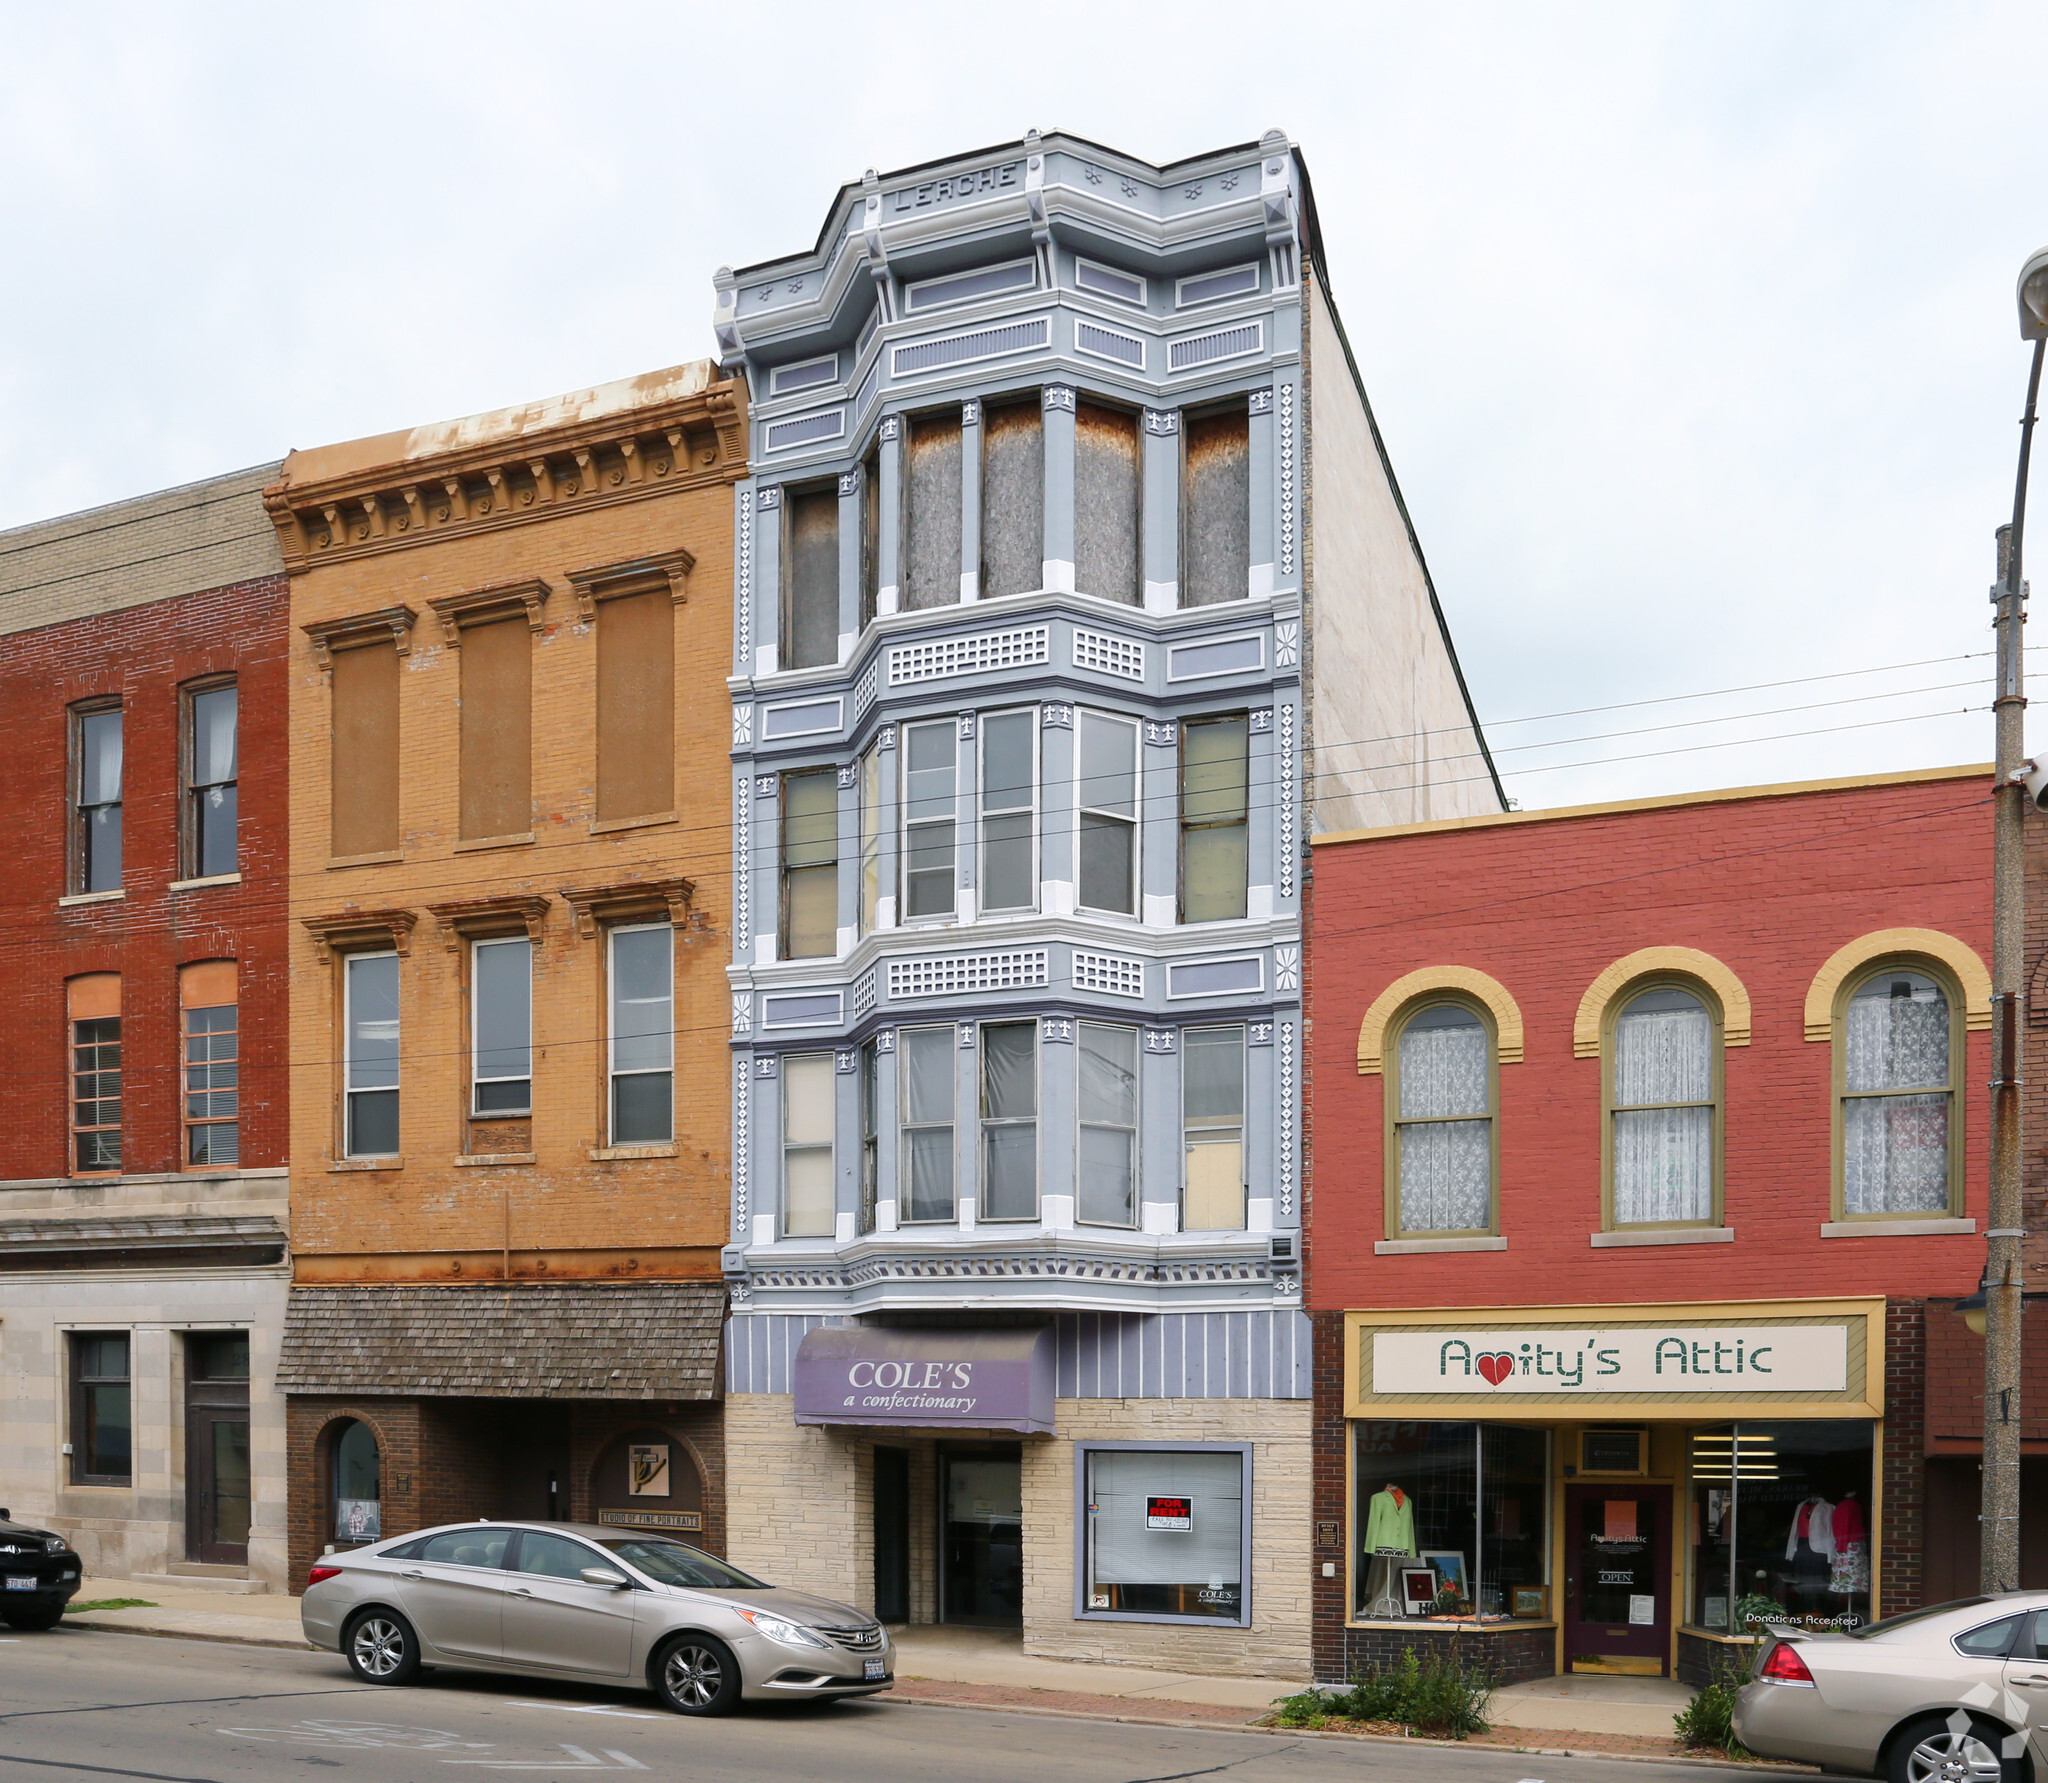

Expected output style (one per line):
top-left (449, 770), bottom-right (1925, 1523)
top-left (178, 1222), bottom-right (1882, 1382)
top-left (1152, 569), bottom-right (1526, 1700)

top-left (1362, 1484), bottom-right (1417, 1617)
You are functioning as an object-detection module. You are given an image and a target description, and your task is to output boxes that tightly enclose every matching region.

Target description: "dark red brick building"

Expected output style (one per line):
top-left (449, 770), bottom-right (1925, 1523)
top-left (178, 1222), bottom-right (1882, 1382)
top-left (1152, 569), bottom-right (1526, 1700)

top-left (1303, 765), bottom-right (2010, 1684)
top-left (0, 464), bottom-right (293, 1589)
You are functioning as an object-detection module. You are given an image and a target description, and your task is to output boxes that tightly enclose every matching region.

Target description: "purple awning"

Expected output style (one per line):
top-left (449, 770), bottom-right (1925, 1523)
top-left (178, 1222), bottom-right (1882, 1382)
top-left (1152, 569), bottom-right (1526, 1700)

top-left (792, 1326), bottom-right (1056, 1433)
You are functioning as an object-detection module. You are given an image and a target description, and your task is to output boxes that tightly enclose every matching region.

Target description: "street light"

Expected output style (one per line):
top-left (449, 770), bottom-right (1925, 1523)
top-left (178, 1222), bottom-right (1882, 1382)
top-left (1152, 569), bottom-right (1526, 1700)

top-left (1977, 245), bottom-right (2048, 1594)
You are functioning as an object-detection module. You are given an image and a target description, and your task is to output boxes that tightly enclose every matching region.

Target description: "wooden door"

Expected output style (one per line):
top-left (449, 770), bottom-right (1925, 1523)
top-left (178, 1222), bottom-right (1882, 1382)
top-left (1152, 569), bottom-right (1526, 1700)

top-left (1563, 1483), bottom-right (1670, 1674)
top-left (186, 1400), bottom-right (250, 1564)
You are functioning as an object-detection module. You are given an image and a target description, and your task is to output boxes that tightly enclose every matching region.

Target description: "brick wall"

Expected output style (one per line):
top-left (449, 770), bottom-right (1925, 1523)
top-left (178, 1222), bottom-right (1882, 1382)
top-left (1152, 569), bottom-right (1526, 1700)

top-left (1880, 1299), bottom-right (1927, 1616)
top-left (1329, 1620), bottom-right (1553, 1688)
top-left (1306, 771), bottom-right (1992, 1314)
top-left (0, 570), bottom-right (289, 1180)
top-left (1310, 1310), bottom-right (1348, 1682)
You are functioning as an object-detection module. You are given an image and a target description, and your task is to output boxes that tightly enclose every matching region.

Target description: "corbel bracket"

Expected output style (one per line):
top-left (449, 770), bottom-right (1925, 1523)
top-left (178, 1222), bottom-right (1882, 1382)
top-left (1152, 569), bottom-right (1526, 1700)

top-left (301, 907), bottom-right (418, 965)
top-left (302, 605), bottom-right (417, 674)
top-left (559, 877), bottom-right (694, 941)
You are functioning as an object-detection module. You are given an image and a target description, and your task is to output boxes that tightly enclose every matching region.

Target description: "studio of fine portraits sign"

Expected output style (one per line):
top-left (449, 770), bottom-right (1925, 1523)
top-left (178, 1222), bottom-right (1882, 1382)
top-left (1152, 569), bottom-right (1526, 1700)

top-left (1372, 1325), bottom-right (1848, 1396)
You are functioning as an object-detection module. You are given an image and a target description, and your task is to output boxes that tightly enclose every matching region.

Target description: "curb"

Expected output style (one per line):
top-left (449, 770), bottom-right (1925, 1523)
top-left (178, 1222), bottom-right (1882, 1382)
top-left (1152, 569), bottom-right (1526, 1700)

top-left (64, 1615), bottom-right (314, 1651)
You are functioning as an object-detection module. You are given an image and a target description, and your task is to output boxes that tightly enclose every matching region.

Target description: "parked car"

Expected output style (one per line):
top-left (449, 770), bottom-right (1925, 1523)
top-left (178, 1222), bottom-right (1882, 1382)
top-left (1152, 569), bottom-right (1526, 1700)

top-left (1734, 1595), bottom-right (2048, 1783)
top-left (0, 1509), bottom-right (82, 1631)
top-left (301, 1521), bottom-right (891, 1716)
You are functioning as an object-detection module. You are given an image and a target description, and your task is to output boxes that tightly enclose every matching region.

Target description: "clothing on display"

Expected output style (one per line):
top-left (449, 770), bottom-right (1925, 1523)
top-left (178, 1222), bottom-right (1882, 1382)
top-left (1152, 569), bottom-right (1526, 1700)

top-left (1364, 1486), bottom-right (1417, 1558)
top-left (1362, 1553), bottom-right (1408, 1619)
top-left (1783, 1497), bottom-right (1836, 1562)
top-left (1827, 1494), bottom-right (1868, 1594)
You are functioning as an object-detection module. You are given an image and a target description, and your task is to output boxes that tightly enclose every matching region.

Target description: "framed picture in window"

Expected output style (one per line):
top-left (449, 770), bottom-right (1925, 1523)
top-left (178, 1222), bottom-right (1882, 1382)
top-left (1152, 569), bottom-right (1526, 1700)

top-left (1512, 1585), bottom-right (1549, 1619)
top-left (1400, 1567), bottom-right (1438, 1615)
top-left (1421, 1550), bottom-right (1468, 1602)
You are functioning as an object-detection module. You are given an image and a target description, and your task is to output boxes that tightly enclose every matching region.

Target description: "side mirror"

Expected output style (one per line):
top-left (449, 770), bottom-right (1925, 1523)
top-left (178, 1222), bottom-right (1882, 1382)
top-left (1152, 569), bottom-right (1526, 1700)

top-left (580, 1566), bottom-right (631, 1590)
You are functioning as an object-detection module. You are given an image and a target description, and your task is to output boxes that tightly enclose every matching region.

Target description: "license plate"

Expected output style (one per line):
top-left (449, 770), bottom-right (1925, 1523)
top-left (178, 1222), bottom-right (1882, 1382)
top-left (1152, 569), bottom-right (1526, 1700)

top-left (863, 1656), bottom-right (885, 1680)
top-left (4, 1576), bottom-right (36, 1591)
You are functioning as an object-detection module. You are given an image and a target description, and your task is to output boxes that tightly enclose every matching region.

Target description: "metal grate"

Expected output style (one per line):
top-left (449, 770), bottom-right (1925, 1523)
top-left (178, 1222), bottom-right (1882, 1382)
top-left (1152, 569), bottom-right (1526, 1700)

top-left (892, 318), bottom-right (1050, 378)
top-left (888, 624), bottom-right (1048, 686)
top-left (1167, 321), bottom-right (1264, 373)
top-left (1072, 951), bottom-right (1145, 997)
top-left (888, 949), bottom-right (1048, 999)
top-left (1071, 627), bottom-right (1145, 682)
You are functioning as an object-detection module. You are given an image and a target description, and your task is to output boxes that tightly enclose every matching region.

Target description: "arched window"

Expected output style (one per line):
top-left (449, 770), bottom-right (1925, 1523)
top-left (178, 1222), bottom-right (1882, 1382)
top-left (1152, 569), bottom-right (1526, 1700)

top-left (1837, 966), bottom-right (1958, 1218)
top-left (332, 1419), bottom-right (381, 1543)
top-left (1387, 1000), bottom-right (1495, 1236)
top-left (1606, 983), bottom-right (1720, 1228)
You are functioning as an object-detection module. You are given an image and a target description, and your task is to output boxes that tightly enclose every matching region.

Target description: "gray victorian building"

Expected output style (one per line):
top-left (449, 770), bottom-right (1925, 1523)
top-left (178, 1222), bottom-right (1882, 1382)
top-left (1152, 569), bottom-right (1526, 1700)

top-left (716, 129), bottom-right (1499, 1678)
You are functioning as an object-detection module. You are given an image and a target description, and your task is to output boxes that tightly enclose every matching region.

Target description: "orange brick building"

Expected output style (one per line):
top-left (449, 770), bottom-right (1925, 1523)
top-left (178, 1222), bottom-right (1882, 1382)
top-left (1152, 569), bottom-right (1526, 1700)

top-left (262, 366), bottom-right (746, 1583)
top-left (1303, 766), bottom-right (2006, 1685)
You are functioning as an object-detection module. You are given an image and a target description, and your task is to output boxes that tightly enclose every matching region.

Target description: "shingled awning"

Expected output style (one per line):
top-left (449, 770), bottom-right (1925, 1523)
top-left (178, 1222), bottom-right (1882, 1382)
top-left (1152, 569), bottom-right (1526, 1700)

top-left (277, 1282), bottom-right (724, 1400)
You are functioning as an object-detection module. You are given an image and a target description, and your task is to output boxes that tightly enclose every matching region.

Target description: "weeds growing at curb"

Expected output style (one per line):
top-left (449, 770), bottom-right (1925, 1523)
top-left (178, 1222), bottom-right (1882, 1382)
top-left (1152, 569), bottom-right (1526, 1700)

top-left (1674, 1655), bottom-right (1755, 1759)
top-left (65, 1598), bottom-right (157, 1613)
top-left (1271, 1646), bottom-right (1494, 1739)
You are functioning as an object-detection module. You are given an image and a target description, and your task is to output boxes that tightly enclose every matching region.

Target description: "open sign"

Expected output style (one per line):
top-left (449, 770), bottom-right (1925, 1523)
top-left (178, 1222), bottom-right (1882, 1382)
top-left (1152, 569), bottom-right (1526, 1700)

top-left (1145, 1496), bottom-right (1192, 1531)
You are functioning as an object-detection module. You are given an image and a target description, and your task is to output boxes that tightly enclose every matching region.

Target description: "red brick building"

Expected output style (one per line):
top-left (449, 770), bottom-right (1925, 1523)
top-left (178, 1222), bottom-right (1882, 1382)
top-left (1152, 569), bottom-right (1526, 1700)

top-left (1304, 765), bottom-right (2006, 1684)
top-left (0, 466), bottom-right (293, 1588)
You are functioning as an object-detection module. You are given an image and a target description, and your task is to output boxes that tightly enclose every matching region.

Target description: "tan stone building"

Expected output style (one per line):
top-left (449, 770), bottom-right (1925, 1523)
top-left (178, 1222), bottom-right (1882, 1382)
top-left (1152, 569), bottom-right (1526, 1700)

top-left (263, 365), bottom-right (745, 1584)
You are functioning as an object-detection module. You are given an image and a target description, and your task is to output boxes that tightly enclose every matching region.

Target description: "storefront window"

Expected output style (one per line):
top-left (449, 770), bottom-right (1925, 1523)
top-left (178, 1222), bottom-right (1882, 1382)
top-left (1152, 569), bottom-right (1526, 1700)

top-left (1688, 1421), bottom-right (1872, 1634)
top-left (1080, 1445), bottom-right (1247, 1624)
top-left (1354, 1422), bottom-right (1550, 1621)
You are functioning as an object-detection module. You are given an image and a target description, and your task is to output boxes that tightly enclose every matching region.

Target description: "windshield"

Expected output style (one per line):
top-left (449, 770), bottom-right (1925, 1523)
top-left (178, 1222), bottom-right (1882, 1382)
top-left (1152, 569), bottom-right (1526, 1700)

top-left (598, 1538), bottom-right (770, 1590)
top-left (1847, 1597), bottom-right (1996, 1640)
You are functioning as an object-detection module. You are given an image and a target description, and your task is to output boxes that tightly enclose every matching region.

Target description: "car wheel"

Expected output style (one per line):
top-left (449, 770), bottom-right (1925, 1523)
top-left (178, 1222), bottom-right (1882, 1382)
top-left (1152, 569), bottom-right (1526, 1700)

top-left (652, 1634), bottom-right (742, 1716)
top-left (1889, 1712), bottom-right (2024, 1783)
top-left (343, 1609), bottom-right (422, 1686)
top-left (1, 1607), bottom-right (63, 1632)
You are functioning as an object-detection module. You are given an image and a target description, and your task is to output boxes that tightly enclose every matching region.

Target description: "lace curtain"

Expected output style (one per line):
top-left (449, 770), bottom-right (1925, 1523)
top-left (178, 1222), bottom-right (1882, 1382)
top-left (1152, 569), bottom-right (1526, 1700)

top-left (1842, 979), bottom-right (1950, 1214)
top-left (1397, 1016), bottom-right (1490, 1231)
top-left (1613, 999), bottom-right (1712, 1223)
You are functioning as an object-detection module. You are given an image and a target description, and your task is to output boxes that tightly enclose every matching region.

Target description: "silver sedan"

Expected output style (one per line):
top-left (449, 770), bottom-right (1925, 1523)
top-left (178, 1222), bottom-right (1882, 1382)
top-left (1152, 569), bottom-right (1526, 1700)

top-left (1734, 1594), bottom-right (2048, 1783)
top-left (301, 1521), bottom-right (892, 1716)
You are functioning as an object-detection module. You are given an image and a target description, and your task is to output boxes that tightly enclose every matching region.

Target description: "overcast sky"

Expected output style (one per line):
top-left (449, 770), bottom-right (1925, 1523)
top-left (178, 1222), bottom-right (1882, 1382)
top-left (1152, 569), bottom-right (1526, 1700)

top-left (4, 2), bottom-right (2045, 810)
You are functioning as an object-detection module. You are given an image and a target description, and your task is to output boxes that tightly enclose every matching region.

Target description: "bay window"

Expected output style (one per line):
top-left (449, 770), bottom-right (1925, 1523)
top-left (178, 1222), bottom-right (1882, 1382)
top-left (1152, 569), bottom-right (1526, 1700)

top-left (1182, 1025), bottom-right (1245, 1231)
top-left (980, 1021), bottom-right (1038, 1221)
top-left (900, 1025), bottom-right (957, 1223)
top-left (781, 1052), bottom-right (836, 1237)
top-left (1077, 1022), bottom-right (1139, 1226)
top-left (901, 720), bottom-right (958, 919)
top-left (1179, 714), bottom-right (1249, 923)
top-left (780, 767), bottom-right (839, 959)
top-left (979, 709), bottom-right (1036, 913)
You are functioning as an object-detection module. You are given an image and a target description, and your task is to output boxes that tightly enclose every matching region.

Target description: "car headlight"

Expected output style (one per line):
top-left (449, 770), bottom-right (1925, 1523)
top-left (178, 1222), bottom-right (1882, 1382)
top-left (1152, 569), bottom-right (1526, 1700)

top-left (42, 1537), bottom-right (67, 1555)
top-left (734, 1608), bottom-right (828, 1649)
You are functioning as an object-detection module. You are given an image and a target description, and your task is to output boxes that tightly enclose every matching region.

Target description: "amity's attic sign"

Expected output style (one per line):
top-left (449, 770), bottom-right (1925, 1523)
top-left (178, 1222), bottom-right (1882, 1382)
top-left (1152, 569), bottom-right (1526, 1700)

top-left (1370, 1325), bottom-right (1848, 1397)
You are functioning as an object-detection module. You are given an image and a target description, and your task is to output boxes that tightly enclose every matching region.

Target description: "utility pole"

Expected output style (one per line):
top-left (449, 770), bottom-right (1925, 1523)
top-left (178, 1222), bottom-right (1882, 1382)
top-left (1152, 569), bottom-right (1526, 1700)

top-left (1982, 273), bottom-right (2046, 1592)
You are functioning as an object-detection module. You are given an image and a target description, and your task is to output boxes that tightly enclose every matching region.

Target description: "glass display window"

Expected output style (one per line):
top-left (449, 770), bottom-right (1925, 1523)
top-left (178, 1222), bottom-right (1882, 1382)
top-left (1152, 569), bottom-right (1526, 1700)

top-left (1687, 1421), bottom-right (1873, 1635)
top-left (1079, 1444), bottom-right (1249, 1625)
top-left (1353, 1421), bottom-right (1550, 1622)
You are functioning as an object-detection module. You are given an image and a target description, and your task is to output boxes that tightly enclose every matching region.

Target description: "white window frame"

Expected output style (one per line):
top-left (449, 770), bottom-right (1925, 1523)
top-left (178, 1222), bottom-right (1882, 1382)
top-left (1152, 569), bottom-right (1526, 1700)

top-left (978, 1018), bottom-right (1040, 1223)
top-left (1181, 1023), bottom-right (1247, 1232)
top-left (342, 950), bottom-right (400, 1159)
top-left (897, 1023), bottom-right (957, 1224)
top-left (978, 706), bottom-right (1039, 915)
top-left (780, 1051), bottom-right (836, 1238)
top-left (469, 936), bottom-right (533, 1118)
top-left (1076, 709), bottom-right (1140, 919)
top-left (857, 744), bottom-right (882, 937)
top-left (899, 717), bottom-right (959, 922)
top-left (1076, 1020), bottom-right (1140, 1229)
top-left (606, 922), bottom-right (674, 1147)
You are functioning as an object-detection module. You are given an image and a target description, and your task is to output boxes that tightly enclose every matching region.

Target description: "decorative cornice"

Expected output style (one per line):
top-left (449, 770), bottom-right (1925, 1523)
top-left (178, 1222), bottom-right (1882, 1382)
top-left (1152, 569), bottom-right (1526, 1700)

top-left (426, 579), bottom-right (550, 646)
top-left (559, 877), bottom-right (694, 940)
top-left (425, 894), bottom-right (552, 952)
top-left (263, 381), bottom-right (746, 575)
top-left (301, 908), bottom-right (418, 964)
top-left (301, 605), bottom-right (416, 673)
top-left (564, 548), bottom-right (696, 620)
top-left (742, 1251), bottom-right (1288, 1292)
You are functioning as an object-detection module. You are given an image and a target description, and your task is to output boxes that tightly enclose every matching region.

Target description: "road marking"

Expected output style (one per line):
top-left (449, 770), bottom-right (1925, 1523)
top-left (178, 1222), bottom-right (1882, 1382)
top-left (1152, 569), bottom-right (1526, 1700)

top-left (443, 1746), bottom-right (647, 1771)
top-left (507, 1703), bottom-right (661, 1721)
top-left (218, 1719), bottom-right (491, 1750)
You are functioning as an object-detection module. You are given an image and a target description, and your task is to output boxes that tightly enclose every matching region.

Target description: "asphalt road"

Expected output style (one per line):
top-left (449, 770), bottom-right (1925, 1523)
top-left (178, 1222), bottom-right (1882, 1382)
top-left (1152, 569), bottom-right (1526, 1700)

top-left (0, 1626), bottom-right (1806, 1783)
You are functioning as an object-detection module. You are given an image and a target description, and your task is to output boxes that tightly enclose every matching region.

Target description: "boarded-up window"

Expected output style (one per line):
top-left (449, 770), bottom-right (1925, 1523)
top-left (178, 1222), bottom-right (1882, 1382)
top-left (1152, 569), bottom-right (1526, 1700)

top-left (1181, 403), bottom-right (1250, 608)
top-left (860, 446), bottom-right (881, 631)
top-left (903, 408), bottom-right (963, 611)
top-left (1075, 402), bottom-right (1140, 605)
top-left (783, 486), bottom-right (840, 670)
top-left (459, 616), bottom-right (531, 841)
top-left (329, 642), bottom-right (399, 858)
top-left (980, 399), bottom-right (1043, 598)
top-left (596, 589), bottom-right (675, 822)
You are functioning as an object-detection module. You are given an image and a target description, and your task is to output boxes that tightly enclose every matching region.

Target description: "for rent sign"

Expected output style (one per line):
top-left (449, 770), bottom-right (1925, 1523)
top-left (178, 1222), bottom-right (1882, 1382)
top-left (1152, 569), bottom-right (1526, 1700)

top-left (1371, 1325), bottom-right (1848, 1396)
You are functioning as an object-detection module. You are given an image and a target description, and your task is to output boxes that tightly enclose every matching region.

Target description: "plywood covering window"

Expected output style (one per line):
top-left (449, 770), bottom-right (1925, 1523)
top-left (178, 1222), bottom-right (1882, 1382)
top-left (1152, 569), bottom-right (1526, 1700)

top-left (329, 642), bottom-right (400, 858)
top-left (903, 407), bottom-right (963, 611)
top-left (783, 485), bottom-right (840, 670)
top-left (980, 398), bottom-right (1044, 599)
top-left (1075, 402), bottom-right (1140, 605)
top-left (595, 588), bottom-right (674, 824)
top-left (69, 973), bottom-right (122, 1174)
top-left (181, 960), bottom-right (239, 1168)
top-left (458, 616), bottom-right (532, 842)
top-left (859, 446), bottom-right (881, 631)
top-left (1181, 402), bottom-right (1250, 608)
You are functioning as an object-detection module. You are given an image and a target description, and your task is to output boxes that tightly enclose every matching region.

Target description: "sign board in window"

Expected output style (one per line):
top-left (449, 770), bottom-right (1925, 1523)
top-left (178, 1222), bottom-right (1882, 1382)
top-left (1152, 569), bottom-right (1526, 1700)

top-left (1145, 1495), bottom-right (1192, 1532)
